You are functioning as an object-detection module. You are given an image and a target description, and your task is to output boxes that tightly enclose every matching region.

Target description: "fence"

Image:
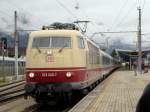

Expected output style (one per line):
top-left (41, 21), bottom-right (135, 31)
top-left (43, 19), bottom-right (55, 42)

top-left (0, 57), bottom-right (25, 81)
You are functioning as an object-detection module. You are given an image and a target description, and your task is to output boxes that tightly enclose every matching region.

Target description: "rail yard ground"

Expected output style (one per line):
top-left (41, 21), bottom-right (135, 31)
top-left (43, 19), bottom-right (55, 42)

top-left (0, 95), bottom-right (78, 112)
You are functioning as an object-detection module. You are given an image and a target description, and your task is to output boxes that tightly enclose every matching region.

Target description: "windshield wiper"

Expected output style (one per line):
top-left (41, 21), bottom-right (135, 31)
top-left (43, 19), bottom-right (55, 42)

top-left (58, 44), bottom-right (67, 53)
top-left (35, 45), bottom-right (41, 53)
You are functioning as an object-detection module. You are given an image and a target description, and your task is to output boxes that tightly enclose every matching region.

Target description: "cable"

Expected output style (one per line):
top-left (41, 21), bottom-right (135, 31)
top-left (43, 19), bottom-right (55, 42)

top-left (55, 0), bottom-right (96, 35)
top-left (74, 0), bottom-right (79, 10)
top-left (0, 10), bottom-right (13, 18)
top-left (109, 0), bottom-right (138, 31)
top-left (142, 33), bottom-right (150, 35)
top-left (55, 0), bottom-right (78, 20)
top-left (0, 10), bottom-right (14, 31)
top-left (110, 0), bottom-right (129, 30)
top-left (91, 31), bottom-right (137, 34)
top-left (141, 0), bottom-right (146, 14)
top-left (91, 0), bottom-right (136, 41)
top-left (55, 0), bottom-right (88, 32)
top-left (2, 1), bottom-right (45, 29)
top-left (136, 0), bottom-right (146, 13)
top-left (142, 0), bottom-right (146, 9)
top-left (137, 0), bottom-right (140, 6)
top-left (72, 0), bottom-right (106, 35)
top-left (114, 1), bottom-right (137, 29)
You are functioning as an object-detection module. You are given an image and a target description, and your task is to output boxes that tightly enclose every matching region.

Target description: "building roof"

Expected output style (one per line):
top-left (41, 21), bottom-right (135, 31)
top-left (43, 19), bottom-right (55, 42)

top-left (115, 49), bottom-right (150, 62)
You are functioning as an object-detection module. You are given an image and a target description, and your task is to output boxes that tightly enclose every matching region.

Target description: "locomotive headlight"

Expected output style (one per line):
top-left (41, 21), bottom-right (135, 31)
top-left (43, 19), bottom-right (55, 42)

top-left (29, 73), bottom-right (35, 78)
top-left (66, 72), bottom-right (72, 78)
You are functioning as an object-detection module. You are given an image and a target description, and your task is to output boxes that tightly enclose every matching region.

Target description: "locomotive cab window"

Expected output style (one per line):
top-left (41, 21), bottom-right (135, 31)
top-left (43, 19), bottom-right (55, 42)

top-left (32, 37), bottom-right (71, 48)
top-left (51, 37), bottom-right (71, 48)
top-left (78, 36), bottom-right (85, 49)
top-left (32, 37), bottom-right (50, 48)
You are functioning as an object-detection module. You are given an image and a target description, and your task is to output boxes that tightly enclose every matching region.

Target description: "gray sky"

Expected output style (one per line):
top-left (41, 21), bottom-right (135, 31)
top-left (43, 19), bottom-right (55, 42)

top-left (0, 0), bottom-right (150, 46)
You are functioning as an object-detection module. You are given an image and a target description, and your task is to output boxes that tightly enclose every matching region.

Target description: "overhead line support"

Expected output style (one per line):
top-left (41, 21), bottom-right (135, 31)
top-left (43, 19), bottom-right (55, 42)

top-left (137, 7), bottom-right (142, 74)
top-left (14, 11), bottom-right (19, 80)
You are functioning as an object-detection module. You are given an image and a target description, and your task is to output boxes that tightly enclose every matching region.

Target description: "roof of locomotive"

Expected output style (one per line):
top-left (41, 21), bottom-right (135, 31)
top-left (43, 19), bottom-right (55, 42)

top-left (29, 29), bottom-right (82, 37)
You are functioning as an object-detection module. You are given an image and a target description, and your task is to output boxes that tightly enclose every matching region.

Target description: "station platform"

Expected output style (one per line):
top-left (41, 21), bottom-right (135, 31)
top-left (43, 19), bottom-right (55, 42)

top-left (69, 70), bottom-right (150, 112)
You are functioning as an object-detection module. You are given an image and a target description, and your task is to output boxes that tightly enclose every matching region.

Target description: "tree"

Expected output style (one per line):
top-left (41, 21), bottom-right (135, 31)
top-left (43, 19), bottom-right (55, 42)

top-left (111, 49), bottom-right (117, 57)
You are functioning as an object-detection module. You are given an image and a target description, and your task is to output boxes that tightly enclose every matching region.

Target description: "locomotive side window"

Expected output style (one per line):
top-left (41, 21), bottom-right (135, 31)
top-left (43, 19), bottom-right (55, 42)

top-left (32, 37), bottom-right (71, 48)
top-left (78, 36), bottom-right (85, 49)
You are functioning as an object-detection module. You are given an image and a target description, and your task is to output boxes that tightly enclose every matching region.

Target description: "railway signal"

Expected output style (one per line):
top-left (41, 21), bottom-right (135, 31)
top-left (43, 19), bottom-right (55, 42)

top-left (0, 37), bottom-right (7, 81)
top-left (1, 37), bottom-right (7, 50)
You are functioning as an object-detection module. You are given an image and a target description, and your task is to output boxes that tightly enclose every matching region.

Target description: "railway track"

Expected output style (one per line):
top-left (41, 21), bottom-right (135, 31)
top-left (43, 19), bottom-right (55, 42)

top-left (0, 80), bottom-right (25, 102)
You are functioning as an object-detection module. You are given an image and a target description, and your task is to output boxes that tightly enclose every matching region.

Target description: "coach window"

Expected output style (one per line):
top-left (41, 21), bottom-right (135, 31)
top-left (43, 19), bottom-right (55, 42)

top-left (78, 36), bottom-right (85, 49)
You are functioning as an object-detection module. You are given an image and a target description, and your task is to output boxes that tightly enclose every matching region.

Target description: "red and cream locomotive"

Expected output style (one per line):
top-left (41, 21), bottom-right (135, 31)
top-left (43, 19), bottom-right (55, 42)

top-left (25, 23), bottom-right (119, 104)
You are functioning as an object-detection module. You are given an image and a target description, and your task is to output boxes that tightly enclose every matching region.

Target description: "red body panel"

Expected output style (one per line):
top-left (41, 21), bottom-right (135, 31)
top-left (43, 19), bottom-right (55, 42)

top-left (26, 67), bottom-right (86, 83)
top-left (26, 66), bottom-right (115, 83)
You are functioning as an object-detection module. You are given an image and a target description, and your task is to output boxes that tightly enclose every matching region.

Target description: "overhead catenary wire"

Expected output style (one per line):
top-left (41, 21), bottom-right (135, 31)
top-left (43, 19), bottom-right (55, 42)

top-left (90, 0), bottom-right (137, 43)
top-left (92, 31), bottom-right (137, 34)
top-left (114, 0), bottom-right (137, 29)
top-left (137, 0), bottom-right (141, 7)
top-left (0, 10), bottom-right (13, 18)
top-left (0, 1), bottom-right (148, 38)
top-left (72, 1), bottom-right (102, 35)
top-left (0, 2), bottom-right (15, 19)
top-left (136, 0), bottom-right (146, 12)
top-left (55, 0), bottom-right (78, 20)
top-left (55, 0), bottom-right (106, 36)
top-left (141, 0), bottom-right (146, 14)
top-left (110, 0), bottom-right (129, 31)
top-left (1, 0), bottom-right (87, 35)
top-left (74, 0), bottom-right (79, 10)
top-left (72, 0), bottom-right (112, 36)
top-left (55, 0), bottom-right (91, 34)
top-left (57, 1), bottom-right (88, 34)
top-left (0, 11), bottom-right (14, 33)
top-left (142, 0), bottom-right (146, 9)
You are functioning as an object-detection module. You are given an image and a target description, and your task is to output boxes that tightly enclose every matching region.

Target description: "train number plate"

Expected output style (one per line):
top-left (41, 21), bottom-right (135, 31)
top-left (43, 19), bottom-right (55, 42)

top-left (42, 73), bottom-right (57, 77)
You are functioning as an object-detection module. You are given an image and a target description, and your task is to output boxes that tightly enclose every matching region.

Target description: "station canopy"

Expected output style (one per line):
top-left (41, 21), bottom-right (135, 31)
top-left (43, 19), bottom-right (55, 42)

top-left (115, 49), bottom-right (150, 62)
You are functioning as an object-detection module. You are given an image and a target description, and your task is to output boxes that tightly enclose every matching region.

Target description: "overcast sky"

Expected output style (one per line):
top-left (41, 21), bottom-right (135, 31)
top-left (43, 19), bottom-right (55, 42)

top-left (0, 0), bottom-right (150, 46)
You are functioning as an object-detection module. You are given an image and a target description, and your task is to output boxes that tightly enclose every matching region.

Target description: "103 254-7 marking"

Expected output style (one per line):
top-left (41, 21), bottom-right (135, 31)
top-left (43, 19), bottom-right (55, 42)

top-left (41, 73), bottom-right (57, 77)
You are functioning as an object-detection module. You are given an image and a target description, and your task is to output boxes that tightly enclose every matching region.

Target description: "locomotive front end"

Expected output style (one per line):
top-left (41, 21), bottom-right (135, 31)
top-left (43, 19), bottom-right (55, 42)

top-left (25, 29), bottom-right (87, 103)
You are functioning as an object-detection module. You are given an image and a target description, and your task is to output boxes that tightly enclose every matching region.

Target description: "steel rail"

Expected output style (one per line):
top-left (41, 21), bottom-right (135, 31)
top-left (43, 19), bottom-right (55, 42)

top-left (0, 80), bottom-right (25, 102)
